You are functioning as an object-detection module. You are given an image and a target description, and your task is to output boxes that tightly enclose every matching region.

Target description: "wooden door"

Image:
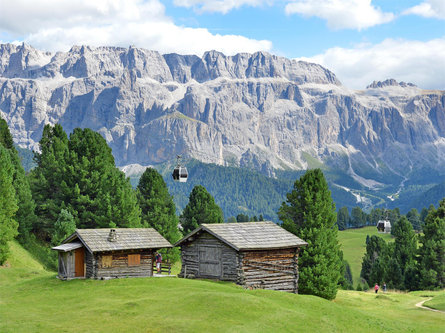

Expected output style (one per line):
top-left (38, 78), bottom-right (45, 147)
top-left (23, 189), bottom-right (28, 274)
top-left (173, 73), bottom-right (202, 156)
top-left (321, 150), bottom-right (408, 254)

top-left (198, 246), bottom-right (221, 278)
top-left (74, 247), bottom-right (85, 277)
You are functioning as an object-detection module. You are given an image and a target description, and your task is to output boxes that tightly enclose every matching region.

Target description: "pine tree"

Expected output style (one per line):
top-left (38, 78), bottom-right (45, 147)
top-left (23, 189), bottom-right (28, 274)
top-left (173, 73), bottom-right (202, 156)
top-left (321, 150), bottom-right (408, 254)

top-left (278, 168), bottom-right (342, 300)
top-left (0, 146), bottom-right (19, 264)
top-left (418, 199), bottom-right (445, 289)
top-left (392, 216), bottom-right (417, 276)
top-left (137, 168), bottom-right (181, 261)
top-left (52, 209), bottom-right (76, 246)
top-left (66, 128), bottom-right (141, 228)
top-left (0, 118), bottom-right (37, 241)
top-left (30, 124), bottom-right (69, 239)
top-left (337, 206), bottom-right (350, 230)
top-left (385, 257), bottom-right (403, 289)
top-left (406, 208), bottom-right (422, 231)
top-left (180, 185), bottom-right (224, 234)
top-left (360, 235), bottom-right (387, 284)
top-left (351, 206), bottom-right (366, 227)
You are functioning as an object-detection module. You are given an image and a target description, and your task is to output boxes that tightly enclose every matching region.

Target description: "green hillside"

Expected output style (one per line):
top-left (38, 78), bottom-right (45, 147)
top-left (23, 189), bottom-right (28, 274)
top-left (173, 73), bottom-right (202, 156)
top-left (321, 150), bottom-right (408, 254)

top-left (338, 226), bottom-right (394, 286)
top-left (1, 242), bottom-right (444, 332)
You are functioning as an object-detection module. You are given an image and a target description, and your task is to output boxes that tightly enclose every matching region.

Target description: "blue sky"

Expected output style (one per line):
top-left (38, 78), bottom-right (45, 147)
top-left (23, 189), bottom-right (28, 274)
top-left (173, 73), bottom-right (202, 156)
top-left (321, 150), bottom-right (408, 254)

top-left (0, 0), bottom-right (444, 89)
top-left (165, 0), bottom-right (444, 57)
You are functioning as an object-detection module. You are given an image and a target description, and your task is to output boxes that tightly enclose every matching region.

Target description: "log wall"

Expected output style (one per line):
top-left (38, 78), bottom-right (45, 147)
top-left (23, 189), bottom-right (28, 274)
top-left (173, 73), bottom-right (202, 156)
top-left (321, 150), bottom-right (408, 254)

top-left (85, 249), bottom-right (154, 279)
top-left (240, 248), bottom-right (299, 293)
top-left (179, 232), bottom-right (238, 281)
top-left (179, 231), bottom-right (301, 293)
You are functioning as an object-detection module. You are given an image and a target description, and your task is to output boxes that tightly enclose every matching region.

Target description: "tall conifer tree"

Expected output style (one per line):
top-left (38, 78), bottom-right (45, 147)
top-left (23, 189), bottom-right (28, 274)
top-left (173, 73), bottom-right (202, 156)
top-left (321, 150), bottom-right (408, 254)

top-left (0, 146), bottom-right (19, 264)
top-left (279, 168), bottom-right (342, 300)
top-left (0, 119), bottom-right (37, 240)
top-left (66, 128), bottom-right (141, 228)
top-left (137, 168), bottom-right (181, 240)
top-left (180, 185), bottom-right (224, 234)
top-left (30, 124), bottom-right (69, 238)
top-left (137, 168), bottom-right (181, 261)
top-left (418, 199), bottom-right (445, 289)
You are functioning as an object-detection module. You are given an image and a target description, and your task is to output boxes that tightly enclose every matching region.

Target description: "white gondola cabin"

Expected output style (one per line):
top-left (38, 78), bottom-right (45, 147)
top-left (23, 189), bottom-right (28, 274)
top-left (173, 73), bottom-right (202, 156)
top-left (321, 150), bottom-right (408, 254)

top-left (172, 156), bottom-right (188, 182)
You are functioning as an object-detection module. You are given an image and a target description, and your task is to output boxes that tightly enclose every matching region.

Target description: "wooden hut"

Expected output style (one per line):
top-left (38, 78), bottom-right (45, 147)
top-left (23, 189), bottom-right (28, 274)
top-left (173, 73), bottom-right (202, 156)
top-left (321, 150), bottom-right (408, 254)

top-left (175, 222), bottom-right (307, 293)
top-left (52, 228), bottom-right (172, 280)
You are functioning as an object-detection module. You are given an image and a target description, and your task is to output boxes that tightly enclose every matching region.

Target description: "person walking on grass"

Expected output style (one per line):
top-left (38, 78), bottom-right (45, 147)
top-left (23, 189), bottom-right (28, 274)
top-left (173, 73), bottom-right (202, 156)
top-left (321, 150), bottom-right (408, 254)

top-left (374, 283), bottom-right (380, 294)
top-left (383, 282), bottom-right (387, 293)
top-left (155, 252), bottom-right (162, 274)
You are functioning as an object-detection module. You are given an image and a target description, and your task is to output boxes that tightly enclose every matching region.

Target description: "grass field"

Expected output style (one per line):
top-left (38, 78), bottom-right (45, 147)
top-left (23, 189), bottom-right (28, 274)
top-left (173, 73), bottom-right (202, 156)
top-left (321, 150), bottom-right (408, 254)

top-left (1, 241), bottom-right (444, 333)
top-left (338, 226), bottom-right (394, 286)
top-left (424, 293), bottom-right (445, 311)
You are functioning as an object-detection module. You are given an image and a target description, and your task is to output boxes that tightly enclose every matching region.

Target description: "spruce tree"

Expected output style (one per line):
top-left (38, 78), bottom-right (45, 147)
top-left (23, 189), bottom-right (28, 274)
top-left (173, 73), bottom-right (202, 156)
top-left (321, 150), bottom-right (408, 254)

top-left (0, 119), bottom-right (37, 241)
top-left (66, 128), bottom-right (141, 228)
top-left (337, 206), bottom-right (350, 230)
top-left (0, 146), bottom-right (19, 264)
top-left (52, 209), bottom-right (76, 246)
top-left (31, 125), bottom-right (141, 235)
top-left (180, 185), bottom-right (224, 234)
top-left (137, 168), bottom-right (181, 261)
top-left (418, 199), bottom-right (445, 289)
top-left (360, 235), bottom-right (387, 284)
top-left (392, 216), bottom-right (417, 276)
top-left (30, 124), bottom-right (69, 239)
top-left (406, 208), bottom-right (422, 231)
top-left (278, 168), bottom-right (342, 300)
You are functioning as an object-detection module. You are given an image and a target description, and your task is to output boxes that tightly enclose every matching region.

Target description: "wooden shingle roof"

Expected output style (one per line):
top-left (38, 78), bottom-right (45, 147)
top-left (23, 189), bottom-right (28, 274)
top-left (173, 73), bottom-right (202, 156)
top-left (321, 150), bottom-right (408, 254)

top-left (63, 228), bottom-right (172, 253)
top-left (175, 222), bottom-right (307, 251)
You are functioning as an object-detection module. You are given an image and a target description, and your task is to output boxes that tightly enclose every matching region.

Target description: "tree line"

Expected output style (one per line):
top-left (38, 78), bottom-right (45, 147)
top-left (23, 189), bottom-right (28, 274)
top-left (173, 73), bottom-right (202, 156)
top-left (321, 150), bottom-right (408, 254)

top-left (360, 202), bottom-right (444, 291)
top-left (337, 206), bottom-right (426, 231)
top-left (0, 122), bottom-right (223, 265)
top-left (1, 121), bottom-right (443, 300)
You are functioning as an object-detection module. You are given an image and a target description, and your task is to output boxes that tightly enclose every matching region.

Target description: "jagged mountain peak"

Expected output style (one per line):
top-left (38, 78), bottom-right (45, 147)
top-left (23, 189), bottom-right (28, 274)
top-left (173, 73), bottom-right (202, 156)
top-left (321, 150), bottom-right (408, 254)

top-left (367, 79), bottom-right (417, 89)
top-left (0, 43), bottom-right (340, 85)
top-left (0, 43), bottom-right (444, 195)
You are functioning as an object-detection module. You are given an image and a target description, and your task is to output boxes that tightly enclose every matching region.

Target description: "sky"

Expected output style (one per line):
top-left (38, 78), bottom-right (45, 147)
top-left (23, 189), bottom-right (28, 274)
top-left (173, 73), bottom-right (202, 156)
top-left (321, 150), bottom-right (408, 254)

top-left (0, 0), bottom-right (444, 89)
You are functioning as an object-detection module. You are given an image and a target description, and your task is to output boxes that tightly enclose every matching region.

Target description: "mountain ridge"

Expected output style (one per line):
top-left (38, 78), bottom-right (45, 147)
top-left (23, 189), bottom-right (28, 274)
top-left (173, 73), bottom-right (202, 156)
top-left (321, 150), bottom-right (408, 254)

top-left (1, 43), bottom-right (444, 209)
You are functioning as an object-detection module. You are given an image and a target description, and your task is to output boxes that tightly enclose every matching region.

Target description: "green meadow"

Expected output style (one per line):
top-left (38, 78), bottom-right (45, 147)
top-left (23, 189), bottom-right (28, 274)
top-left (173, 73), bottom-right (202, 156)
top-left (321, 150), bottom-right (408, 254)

top-left (337, 226), bottom-right (394, 286)
top-left (1, 241), bottom-right (444, 333)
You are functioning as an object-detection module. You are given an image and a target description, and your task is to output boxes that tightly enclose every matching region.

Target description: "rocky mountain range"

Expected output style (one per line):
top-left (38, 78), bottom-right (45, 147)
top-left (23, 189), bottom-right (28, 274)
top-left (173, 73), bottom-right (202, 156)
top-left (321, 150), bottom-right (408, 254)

top-left (1, 43), bottom-right (444, 206)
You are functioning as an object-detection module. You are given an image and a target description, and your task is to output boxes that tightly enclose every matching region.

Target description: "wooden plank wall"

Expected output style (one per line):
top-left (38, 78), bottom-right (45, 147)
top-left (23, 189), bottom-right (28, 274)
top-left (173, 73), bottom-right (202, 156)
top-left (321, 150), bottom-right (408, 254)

top-left (240, 248), bottom-right (299, 293)
top-left (85, 249), bottom-right (153, 279)
top-left (57, 251), bottom-right (76, 279)
top-left (179, 232), bottom-right (239, 281)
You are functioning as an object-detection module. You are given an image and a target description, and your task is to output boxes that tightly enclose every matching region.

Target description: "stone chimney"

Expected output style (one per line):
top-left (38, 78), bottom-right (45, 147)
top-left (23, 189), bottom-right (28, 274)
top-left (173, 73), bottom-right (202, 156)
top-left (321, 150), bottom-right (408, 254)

top-left (108, 229), bottom-right (118, 242)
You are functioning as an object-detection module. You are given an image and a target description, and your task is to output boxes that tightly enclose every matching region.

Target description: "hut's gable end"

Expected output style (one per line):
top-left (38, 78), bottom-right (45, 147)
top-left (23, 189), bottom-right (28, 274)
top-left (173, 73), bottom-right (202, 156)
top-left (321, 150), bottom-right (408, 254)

top-left (240, 248), bottom-right (299, 293)
top-left (180, 232), bottom-right (238, 281)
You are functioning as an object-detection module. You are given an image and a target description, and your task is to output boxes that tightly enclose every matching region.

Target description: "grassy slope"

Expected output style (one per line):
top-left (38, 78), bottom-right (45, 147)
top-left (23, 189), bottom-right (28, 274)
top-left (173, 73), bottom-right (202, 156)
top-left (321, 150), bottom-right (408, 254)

top-left (338, 227), bottom-right (394, 286)
top-left (424, 293), bottom-right (445, 311)
top-left (1, 241), bottom-right (444, 333)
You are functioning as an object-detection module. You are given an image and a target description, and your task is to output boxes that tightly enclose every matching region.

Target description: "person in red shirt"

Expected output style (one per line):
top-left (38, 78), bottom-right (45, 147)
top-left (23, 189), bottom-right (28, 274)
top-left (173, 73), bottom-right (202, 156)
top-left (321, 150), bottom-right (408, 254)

top-left (374, 283), bottom-right (380, 294)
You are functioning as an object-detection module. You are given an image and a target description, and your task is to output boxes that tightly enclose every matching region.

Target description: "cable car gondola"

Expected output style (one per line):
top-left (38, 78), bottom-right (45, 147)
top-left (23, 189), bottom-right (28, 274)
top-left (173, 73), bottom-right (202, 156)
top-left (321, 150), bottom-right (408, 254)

top-left (172, 156), bottom-right (188, 182)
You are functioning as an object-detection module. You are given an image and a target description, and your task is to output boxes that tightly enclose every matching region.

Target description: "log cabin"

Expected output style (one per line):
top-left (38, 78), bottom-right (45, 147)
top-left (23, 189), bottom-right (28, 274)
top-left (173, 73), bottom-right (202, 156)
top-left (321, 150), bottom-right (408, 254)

top-left (52, 228), bottom-right (172, 280)
top-left (175, 222), bottom-right (308, 293)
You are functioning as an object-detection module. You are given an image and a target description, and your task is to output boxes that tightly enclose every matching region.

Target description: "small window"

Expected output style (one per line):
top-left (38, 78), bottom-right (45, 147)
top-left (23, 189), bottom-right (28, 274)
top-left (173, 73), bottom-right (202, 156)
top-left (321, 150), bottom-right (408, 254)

top-left (128, 254), bottom-right (140, 266)
top-left (101, 255), bottom-right (113, 268)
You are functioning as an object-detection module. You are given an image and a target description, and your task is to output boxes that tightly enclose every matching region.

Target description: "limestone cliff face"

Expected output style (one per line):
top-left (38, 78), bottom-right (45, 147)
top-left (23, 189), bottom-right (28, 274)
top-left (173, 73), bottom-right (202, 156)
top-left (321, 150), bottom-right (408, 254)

top-left (1, 43), bottom-right (444, 184)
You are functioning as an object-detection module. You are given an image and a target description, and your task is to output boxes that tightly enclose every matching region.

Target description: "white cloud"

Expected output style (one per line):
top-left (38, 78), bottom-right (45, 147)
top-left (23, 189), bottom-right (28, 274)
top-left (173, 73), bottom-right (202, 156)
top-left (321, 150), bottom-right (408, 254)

top-left (0, 0), bottom-right (271, 55)
top-left (285, 0), bottom-right (394, 30)
top-left (173, 0), bottom-right (273, 14)
top-left (297, 38), bottom-right (445, 89)
top-left (403, 0), bottom-right (445, 19)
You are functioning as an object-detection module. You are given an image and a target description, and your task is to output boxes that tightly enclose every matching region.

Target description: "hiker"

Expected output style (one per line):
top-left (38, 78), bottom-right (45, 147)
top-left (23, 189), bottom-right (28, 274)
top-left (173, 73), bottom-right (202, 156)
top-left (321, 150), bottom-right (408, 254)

top-left (155, 252), bottom-right (162, 273)
top-left (383, 282), bottom-right (387, 293)
top-left (374, 283), bottom-right (379, 294)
